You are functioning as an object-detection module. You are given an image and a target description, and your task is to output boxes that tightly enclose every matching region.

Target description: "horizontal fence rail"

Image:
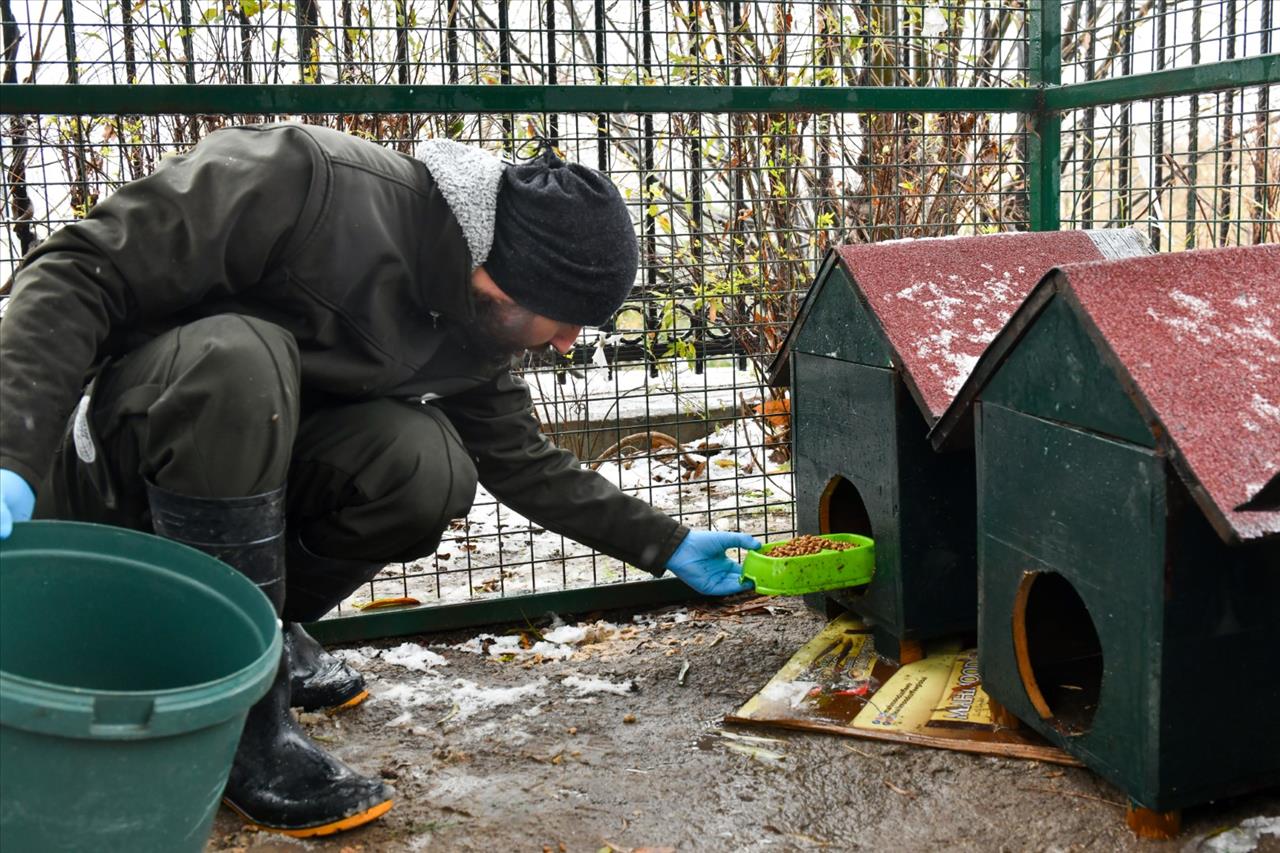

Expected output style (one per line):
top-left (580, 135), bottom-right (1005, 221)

top-left (0, 83), bottom-right (1040, 114)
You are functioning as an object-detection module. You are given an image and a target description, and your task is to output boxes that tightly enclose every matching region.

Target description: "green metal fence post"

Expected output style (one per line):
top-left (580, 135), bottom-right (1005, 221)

top-left (1028, 0), bottom-right (1062, 232)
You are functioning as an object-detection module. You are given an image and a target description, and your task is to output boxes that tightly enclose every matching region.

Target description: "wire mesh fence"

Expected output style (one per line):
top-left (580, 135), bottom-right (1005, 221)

top-left (3, 0), bottom-right (1030, 87)
top-left (1060, 86), bottom-right (1279, 249)
top-left (1060, 0), bottom-right (1273, 82)
top-left (0, 0), bottom-right (1276, 620)
top-left (0, 105), bottom-right (1029, 610)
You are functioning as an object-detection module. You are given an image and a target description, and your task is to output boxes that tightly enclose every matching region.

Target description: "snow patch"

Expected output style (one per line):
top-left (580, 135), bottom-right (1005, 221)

top-left (378, 676), bottom-right (549, 721)
top-left (562, 675), bottom-right (635, 696)
top-left (1169, 288), bottom-right (1217, 321)
top-left (381, 642), bottom-right (450, 671)
top-left (1250, 394), bottom-right (1280, 425)
top-left (452, 620), bottom-right (621, 660)
top-left (543, 625), bottom-right (591, 645)
top-left (1200, 816), bottom-right (1280, 853)
top-left (329, 647), bottom-right (377, 669)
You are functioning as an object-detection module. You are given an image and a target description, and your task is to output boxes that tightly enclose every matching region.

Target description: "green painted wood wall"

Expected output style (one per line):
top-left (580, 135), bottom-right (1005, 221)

top-left (976, 292), bottom-right (1280, 810)
top-left (791, 264), bottom-right (978, 657)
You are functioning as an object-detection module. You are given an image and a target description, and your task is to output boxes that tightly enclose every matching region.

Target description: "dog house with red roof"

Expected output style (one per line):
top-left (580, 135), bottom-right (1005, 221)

top-left (929, 244), bottom-right (1280, 816)
top-left (769, 230), bottom-right (1151, 662)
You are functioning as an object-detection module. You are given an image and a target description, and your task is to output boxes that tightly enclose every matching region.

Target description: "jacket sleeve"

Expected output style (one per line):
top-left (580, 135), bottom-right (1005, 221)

top-left (438, 370), bottom-right (689, 575)
top-left (0, 125), bottom-right (319, 488)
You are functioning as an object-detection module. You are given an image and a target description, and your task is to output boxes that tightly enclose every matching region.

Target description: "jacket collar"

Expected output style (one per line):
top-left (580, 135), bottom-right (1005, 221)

top-left (416, 164), bottom-right (478, 325)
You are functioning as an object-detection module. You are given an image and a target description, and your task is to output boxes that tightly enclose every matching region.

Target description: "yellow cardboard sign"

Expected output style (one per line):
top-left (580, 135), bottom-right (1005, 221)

top-left (851, 654), bottom-right (954, 732)
top-left (729, 614), bottom-right (1079, 766)
top-left (737, 615), bottom-right (876, 715)
top-left (927, 649), bottom-right (993, 729)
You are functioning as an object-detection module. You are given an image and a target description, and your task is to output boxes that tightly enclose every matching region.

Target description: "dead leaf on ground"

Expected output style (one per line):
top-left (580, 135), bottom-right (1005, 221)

top-left (720, 596), bottom-right (786, 616)
top-left (352, 596), bottom-right (420, 611)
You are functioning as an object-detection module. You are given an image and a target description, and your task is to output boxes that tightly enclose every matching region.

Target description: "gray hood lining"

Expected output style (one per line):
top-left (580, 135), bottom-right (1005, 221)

top-left (416, 139), bottom-right (506, 270)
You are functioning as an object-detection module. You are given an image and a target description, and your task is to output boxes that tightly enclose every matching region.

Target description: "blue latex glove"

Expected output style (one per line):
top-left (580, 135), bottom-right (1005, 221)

top-left (665, 530), bottom-right (761, 596)
top-left (1, 469), bottom-right (36, 539)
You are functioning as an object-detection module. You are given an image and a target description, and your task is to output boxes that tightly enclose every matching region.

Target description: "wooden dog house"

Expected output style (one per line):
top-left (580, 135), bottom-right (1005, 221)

top-left (769, 230), bottom-right (1151, 662)
top-left (929, 244), bottom-right (1280, 819)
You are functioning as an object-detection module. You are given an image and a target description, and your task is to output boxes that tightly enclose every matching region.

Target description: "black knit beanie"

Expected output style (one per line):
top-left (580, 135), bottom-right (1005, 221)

top-left (485, 148), bottom-right (639, 327)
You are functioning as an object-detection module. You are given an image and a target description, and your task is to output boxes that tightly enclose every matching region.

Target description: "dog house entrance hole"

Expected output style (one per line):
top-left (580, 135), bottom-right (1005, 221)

top-left (819, 476), bottom-right (873, 537)
top-left (1013, 571), bottom-right (1103, 736)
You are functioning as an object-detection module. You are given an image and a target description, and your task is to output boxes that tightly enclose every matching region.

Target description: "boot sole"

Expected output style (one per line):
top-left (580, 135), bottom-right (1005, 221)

top-left (293, 687), bottom-right (371, 714)
top-left (325, 689), bottom-right (371, 714)
top-left (223, 795), bottom-right (394, 838)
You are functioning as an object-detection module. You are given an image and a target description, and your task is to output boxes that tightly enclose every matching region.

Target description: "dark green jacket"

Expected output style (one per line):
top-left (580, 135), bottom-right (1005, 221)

top-left (0, 124), bottom-right (686, 572)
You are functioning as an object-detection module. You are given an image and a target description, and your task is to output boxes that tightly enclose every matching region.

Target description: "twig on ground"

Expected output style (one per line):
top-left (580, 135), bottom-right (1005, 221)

top-left (1023, 786), bottom-right (1126, 808)
top-left (883, 779), bottom-right (916, 798)
top-left (842, 744), bottom-right (881, 761)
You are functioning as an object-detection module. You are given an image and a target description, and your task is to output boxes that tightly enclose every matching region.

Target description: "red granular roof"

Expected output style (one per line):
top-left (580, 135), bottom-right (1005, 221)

top-left (1062, 245), bottom-right (1280, 542)
top-left (836, 232), bottom-right (1111, 421)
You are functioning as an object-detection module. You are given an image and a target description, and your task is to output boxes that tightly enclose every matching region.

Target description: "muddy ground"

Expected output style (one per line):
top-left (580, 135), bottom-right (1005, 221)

top-left (208, 597), bottom-right (1278, 853)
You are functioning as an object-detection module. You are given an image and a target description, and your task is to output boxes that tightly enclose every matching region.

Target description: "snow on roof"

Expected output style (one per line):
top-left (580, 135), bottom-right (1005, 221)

top-left (835, 230), bottom-right (1139, 421)
top-left (1062, 244), bottom-right (1280, 542)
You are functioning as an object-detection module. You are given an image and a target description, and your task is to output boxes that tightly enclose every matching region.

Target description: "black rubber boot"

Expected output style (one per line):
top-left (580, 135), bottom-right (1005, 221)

top-left (284, 622), bottom-right (370, 713)
top-left (283, 532), bottom-right (383, 712)
top-left (222, 656), bottom-right (394, 836)
top-left (147, 483), bottom-right (394, 837)
top-left (147, 484), bottom-right (288, 611)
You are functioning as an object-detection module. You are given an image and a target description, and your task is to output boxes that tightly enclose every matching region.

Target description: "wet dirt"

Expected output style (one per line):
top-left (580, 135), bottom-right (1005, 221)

top-left (207, 598), bottom-right (1279, 853)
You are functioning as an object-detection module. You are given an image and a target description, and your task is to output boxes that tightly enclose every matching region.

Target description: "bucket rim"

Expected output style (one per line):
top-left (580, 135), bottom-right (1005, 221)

top-left (0, 521), bottom-right (284, 740)
top-left (0, 630), bottom-right (282, 740)
top-left (0, 621), bottom-right (279, 699)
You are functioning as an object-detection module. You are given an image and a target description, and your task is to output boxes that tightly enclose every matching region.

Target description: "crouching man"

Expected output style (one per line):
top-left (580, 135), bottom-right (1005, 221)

top-left (0, 125), bottom-right (759, 837)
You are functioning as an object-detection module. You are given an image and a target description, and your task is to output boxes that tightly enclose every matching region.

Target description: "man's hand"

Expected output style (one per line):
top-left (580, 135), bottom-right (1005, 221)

top-left (0, 469), bottom-right (36, 539)
top-left (665, 530), bottom-right (760, 596)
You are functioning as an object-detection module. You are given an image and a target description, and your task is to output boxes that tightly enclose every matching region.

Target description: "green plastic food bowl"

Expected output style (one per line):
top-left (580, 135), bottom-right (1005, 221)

top-left (742, 533), bottom-right (876, 596)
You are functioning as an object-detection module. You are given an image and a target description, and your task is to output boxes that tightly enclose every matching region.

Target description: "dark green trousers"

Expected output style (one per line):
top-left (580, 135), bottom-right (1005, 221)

top-left (38, 313), bottom-right (478, 573)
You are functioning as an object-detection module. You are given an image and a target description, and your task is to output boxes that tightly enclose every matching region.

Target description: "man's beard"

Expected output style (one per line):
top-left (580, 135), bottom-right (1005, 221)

top-left (463, 290), bottom-right (551, 363)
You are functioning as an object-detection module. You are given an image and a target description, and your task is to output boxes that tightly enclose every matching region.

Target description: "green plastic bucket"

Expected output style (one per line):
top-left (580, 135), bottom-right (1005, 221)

top-left (0, 521), bottom-right (282, 852)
